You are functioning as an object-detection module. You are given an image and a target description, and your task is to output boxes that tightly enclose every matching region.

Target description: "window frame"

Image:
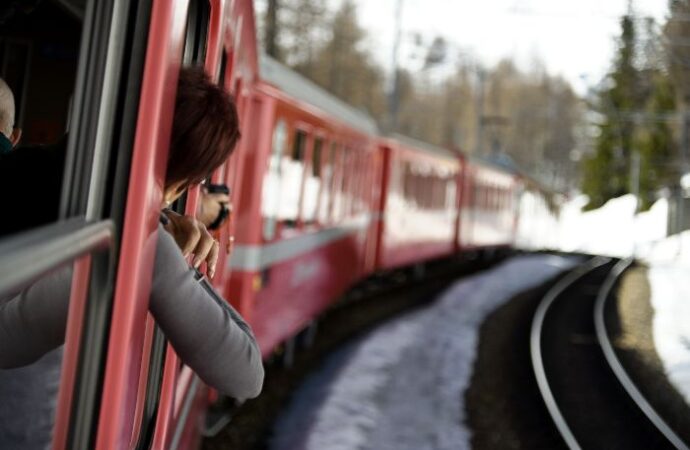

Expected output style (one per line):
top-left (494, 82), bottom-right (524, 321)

top-left (135, 1), bottom-right (214, 449)
top-left (0, 0), bottom-right (154, 448)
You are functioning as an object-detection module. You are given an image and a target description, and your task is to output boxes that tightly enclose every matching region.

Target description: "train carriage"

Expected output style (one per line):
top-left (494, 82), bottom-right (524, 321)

top-left (459, 157), bottom-right (521, 250)
top-left (0, 0), bottom-right (556, 448)
top-left (376, 134), bottom-right (463, 270)
top-left (226, 54), bottom-right (380, 356)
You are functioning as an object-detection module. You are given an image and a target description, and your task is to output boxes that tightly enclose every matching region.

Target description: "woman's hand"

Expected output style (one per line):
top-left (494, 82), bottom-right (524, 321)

top-left (162, 210), bottom-right (220, 278)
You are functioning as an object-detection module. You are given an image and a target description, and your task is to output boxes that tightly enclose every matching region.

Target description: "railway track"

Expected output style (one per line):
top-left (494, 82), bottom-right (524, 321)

top-left (531, 257), bottom-right (690, 450)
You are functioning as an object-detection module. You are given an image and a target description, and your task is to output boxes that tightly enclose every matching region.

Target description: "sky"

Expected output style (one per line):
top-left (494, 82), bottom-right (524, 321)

top-left (350, 0), bottom-right (669, 94)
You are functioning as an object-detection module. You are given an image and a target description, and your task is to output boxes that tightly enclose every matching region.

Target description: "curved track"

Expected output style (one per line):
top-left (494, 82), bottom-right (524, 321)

top-left (531, 257), bottom-right (690, 450)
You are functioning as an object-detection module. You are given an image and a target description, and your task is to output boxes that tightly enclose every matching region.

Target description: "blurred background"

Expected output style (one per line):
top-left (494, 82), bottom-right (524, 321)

top-left (254, 0), bottom-right (690, 253)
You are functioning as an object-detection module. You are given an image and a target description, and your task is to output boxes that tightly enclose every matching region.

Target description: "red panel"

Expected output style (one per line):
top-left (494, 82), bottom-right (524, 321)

top-left (52, 256), bottom-right (92, 450)
top-left (127, 316), bottom-right (157, 449)
top-left (248, 231), bottom-right (364, 356)
top-left (150, 346), bottom-right (179, 450)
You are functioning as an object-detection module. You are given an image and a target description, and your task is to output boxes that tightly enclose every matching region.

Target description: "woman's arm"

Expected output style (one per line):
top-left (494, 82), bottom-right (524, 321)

top-left (149, 226), bottom-right (264, 399)
top-left (0, 267), bottom-right (71, 368)
top-left (0, 225), bottom-right (264, 400)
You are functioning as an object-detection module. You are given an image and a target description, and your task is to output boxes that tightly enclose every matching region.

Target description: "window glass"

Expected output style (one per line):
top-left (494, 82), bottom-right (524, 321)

top-left (277, 130), bottom-right (306, 226)
top-left (332, 149), bottom-right (347, 221)
top-left (349, 151), bottom-right (358, 215)
top-left (354, 151), bottom-right (365, 214)
top-left (317, 142), bottom-right (335, 223)
top-left (302, 137), bottom-right (322, 224)
top-left (262, 119), bottom-right (288, 239)
top-left (446, 176), bottom-right (456, 210)
top-left (360, 155), bottom-right (371, 213)
top-left (342, 149), bottom-right (355, 217)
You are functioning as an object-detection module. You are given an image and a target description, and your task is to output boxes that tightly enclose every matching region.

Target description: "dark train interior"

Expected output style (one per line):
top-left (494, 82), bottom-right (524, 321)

top-left (0, 0), bottom-right (84, 146)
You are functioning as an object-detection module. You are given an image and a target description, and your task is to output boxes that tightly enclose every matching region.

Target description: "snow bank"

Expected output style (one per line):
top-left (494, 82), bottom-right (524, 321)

top-left (647, 266), bottom-right (690, 404)
top-left (269, 254), bottom-right (578, 450)
top-left (556, 194), bottom-right (668, 258)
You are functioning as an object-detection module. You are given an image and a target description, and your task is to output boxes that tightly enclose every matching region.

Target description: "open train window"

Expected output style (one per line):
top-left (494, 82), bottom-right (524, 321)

top-left (337, 149), bottom-right (352, 219)
top-left (278, 129), bottom-right (306, 228)
top-left (182, 0), bottom-right (210, 67)
top-left (133, 1), bottom-right (212, 448)
top-left (318, 142), bottom-right (336, 224)
top-left (261, 119), bottom-right (287, 240)
top-left (0, 3), bottom-right (81, 149)
top-left (331, 144), bottom-right (345, 221)
top-left (0, 0), bottom-right (155, 448)
top-left (303, 137), bottom-right (323, 224)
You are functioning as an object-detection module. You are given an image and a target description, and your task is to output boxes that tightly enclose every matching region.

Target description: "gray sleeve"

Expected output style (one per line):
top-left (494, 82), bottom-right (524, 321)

top-left (0, 267), bottom-right (71, 368)
top-left (0, 226), bottom-right (264, 400)
top-left (149, 226), bottom-right (264, 400)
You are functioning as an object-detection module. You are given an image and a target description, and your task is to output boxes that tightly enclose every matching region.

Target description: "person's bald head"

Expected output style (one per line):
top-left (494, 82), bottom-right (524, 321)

top-left (0, 78), bottom-right (15, 138)
top-left (0, 78), bottom-right (21, 148)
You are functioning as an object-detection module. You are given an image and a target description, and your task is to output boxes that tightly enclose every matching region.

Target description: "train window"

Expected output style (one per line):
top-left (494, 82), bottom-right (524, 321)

top-left (332, 148), bottom-right (346, 221)
top-left (312, 138), bottom-right (323, 178)
top-left (0, 4), bottom-right (81, 149)
top-left (355, 151), bottom-right (365, 214)
top-left (302, 137), bottom-right (323, 224)
top-left (218, 48), bottom-right (229, 87)
top-left (318, 142), bottom-right (337, 224)
top-left (290, 130), bottom-right (306, 161)
top-left (0, 0), bottom-right (152, 446)
top-left (0, 40), bottom-right (30, 130)
top-left (182, 0), bottom-right (211, 67)
top-left (348, 151), bottom-right (358, 215)
top-left (278, 130), bottom-right (306, 227)
top-left (342, 149), bottom-right (354, 217)
top-left (262, 119), bottom-right (288, 240)
top-left (359, 153), bottom-right (370, 213)
top-left (473, 184), bottom-right (481, 210)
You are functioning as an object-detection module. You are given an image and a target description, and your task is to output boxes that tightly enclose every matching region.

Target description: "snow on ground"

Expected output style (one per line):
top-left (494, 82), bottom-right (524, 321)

top-left (269, 254), bottom-right (578, 450)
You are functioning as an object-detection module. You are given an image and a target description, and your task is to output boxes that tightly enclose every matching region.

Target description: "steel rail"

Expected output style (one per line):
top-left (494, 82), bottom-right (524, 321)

top-left (530, 256), bottom-right (611, 450)
top-left (594, 258), bottom-right (690, 450)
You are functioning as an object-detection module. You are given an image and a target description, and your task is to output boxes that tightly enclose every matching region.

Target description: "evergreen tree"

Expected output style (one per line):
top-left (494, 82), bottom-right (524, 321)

top-left (637, 74), bottom-right (678, 209)
top-left (582, 14), bottom-right (642, 209)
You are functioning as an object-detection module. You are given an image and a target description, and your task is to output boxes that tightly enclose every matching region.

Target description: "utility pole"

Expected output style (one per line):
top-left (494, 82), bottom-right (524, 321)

top-left (630, 150), bottom-right (640, 212)
top-left (387, 0), bottom-right (404, 133)
top-left (678, 108), bottom-right (690, 236)
top-left (266, 0), bottom-right (281, 59)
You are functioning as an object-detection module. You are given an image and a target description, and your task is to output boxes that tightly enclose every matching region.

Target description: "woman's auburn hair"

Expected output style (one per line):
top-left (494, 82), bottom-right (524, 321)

top-left (166, 67), bottom-right (240, 188)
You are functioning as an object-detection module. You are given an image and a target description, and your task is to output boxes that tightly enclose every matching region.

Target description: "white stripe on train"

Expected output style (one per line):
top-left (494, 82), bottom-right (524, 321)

top-left (228, 214), bottom-right (373, 271)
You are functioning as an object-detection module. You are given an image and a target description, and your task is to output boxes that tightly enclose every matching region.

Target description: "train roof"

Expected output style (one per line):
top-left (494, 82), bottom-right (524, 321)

top-left (259, 54), bottom-right (379, 136)
top-left (469, 152), bottom-right (521, 175)
top-left (388, 133), bottom-right (459, 160)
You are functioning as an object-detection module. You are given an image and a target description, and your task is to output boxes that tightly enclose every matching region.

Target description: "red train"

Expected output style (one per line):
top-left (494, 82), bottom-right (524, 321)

top-left (0, 0), bottom-right (555, 448)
